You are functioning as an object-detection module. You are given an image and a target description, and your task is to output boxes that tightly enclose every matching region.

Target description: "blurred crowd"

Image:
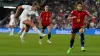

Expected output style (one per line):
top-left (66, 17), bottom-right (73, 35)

top-left (1, 0), bottom-right (100, 29)
top-left (48, 0), bottom-right (100, 29)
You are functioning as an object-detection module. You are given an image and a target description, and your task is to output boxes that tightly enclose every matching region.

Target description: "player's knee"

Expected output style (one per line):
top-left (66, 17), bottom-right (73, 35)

top-left (79, 28), bottom-right (84, 33)
top-left (79, 30), bottom-right (84, 33)
top-left (48, 28), bottom-right (51, 33)
top-left (71, 33), bottom-right (76, 39)
top-left (21, 28), bottom-right (25, 32)
top-left (8, 25), bottom-right (10, 28)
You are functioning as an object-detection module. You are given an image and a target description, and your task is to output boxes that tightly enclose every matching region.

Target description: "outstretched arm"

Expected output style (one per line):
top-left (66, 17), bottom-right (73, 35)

top-left (67, 11), bottom-right (77, 20)
top-left (15, 6), bottom-right (22, 17)
top-left (67, 14), bottom-right (77, 20)
top-left (85, 11), bottom-right (96, 19)
top-left (88, 13), bottom-right (96, 19)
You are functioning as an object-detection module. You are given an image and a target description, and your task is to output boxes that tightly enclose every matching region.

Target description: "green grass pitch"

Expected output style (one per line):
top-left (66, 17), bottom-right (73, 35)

top-left (0, 33), bottom-right (100, 56)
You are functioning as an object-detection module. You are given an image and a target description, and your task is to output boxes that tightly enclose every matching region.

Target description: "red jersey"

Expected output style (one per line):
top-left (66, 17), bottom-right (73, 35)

top-left (40, 11), bottom-right (51, 26)
top-left (70, 10), bottom-right (89, 28)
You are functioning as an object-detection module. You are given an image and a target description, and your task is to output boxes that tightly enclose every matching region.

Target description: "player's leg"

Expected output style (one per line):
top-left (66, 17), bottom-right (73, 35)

top-left (47, 25), bottom-right (52, 43)
top-left (67, 33), bottom-right (76, 54)
top-left (39, 27), bottom-right (45, 44)
top-left (8, 25), bottom-right (12, 35)
top-left (79, 28), bottom-right (85, 51)
top-left (8, 21), bottom-right (15, 35)
top-left (18, 21), bottom-right (25, 35)
top-left (11, 25), bottom-right (14, 35)
top-left (23, 20), bottom-right (46, 36)
top-left (8, 22), bottom-right (12, 35)
top-left (67, 28), bottom-right (78, 54)
top-left (20, 25), bottom-right (29, 43)
top-left (18, 28), bottom-right (25, 35)
top-left (8, 24), bottom-right (14, 35)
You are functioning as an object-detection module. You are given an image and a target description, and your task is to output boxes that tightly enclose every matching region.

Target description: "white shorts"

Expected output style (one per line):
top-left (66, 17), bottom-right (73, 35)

top-left (9, 21), bottom-right (15, 26)
top-left (20, 20), bottom-right (26, 29)
top-left (19, 17), bottom-right (31, 29)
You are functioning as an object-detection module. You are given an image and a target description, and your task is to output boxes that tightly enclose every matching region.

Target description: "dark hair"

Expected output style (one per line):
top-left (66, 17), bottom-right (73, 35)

top-left (75, 1), bottom-right (83, 6)
top-left (74, 1), bottom-right (84, 9)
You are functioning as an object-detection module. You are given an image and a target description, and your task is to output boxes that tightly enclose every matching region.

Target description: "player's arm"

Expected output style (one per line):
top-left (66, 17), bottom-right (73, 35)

top-left (79, 11), bottom-right (95, 33)
top-left (85, 11), bottom-right (96, 19)
top-left (49, 12), bottom-right (52, 23)
top-left (40, 11), bottom-right (43, 19)
top-left (36, 11), bottom-right (42, 27)
top-left (50, 17), bottom-right (52, 23)
top-left (80, 11), bottom-right (96, 29)
top-left (88, 13), bottom-right (96, 19)
top-left (67, 11), bottom-right (77, 20)
top-left (15, 6), bottom-right (22, 17)
top-left (67, 15), bottom-right (76, 20)
top-left (37, 16), bottom-right (41, 26)
top-left (15, 5), bottom-right (29, 17)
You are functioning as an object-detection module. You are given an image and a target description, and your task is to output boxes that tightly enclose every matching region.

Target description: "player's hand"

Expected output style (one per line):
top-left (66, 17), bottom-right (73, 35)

top-left (70, 16), bottom-right (77, 20)
top-left (79, 28), bottom-right (84, 33)
top-left (72, 16), bottom-right (77, 19)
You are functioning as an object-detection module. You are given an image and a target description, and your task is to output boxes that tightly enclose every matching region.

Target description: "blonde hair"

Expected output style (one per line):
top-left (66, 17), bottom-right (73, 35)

top-left (32, 2), bottom-right (40, 9)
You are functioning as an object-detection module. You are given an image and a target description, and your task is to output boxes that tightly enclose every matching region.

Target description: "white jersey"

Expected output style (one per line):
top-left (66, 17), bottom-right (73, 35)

top-left (19, 5), bottom-right (39, 28)
top-left (9, 14), bottom-right (15, 25)
top-left (19, 5), bottom-right (39, 21)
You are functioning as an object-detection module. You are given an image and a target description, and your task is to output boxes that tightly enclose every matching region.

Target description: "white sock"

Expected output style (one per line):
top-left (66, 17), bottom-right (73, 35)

top-left (11, 28), bottom-right (14, 35)
top-left (33, 27), bottom-right (42, 36)
top-left (8, 28), bottom-right (11, 34)
top-left (21, 30), bottom-right (27, 38)
top-left (18, 30), bottom-right (22, 34)
top-left (81, 47), bottom-right (84, 49)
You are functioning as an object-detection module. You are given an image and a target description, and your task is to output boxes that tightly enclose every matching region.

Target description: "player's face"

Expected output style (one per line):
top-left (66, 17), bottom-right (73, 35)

top-left (77, 4), bottom-right (83, 11)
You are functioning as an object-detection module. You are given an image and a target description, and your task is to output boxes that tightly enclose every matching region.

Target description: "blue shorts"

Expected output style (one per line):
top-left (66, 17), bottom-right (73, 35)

top-left (71, 28), bottom-right (81, 33)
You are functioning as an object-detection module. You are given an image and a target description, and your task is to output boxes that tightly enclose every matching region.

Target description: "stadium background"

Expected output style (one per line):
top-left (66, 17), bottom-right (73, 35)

top-left (0, 0), bottom-right (100, 34)
top-left (0, 0), bottom-right (100, 56)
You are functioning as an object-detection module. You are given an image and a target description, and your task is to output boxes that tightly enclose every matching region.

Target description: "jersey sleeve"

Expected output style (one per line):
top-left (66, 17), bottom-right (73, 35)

top-left (84, 10), bottom-right (89, 16)
top-left (70, 10), bottom-right (74, 16)
top-left (22, 5), bottom-right (30, 9)
top-left (50, 12), bottom-right (51, 17)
